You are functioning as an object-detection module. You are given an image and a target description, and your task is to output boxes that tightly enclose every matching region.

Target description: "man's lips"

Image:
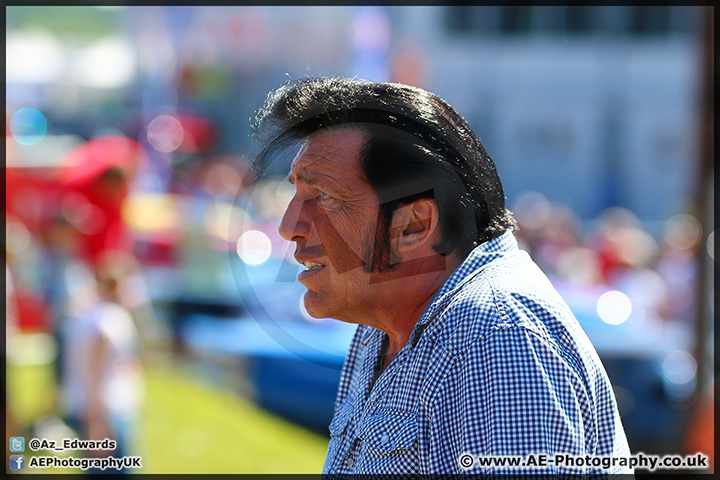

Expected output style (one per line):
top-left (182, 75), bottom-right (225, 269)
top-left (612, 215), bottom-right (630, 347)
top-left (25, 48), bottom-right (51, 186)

top-left (301, 260), bottom-right (325, 271)
top-left (296, 251), bottom-right (326, 283)
top-left (294, 247), bottom-right (327, 271)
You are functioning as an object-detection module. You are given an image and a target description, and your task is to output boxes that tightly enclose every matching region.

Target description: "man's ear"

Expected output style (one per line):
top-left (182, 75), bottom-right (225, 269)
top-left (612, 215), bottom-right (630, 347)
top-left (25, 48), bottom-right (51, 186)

top-left (392, 199), bottom-right (440, 255)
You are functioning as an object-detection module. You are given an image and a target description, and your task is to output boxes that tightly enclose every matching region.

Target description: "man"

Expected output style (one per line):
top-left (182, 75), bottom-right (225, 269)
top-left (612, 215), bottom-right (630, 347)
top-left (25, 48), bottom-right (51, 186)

top-left (252, 77), bottom-right (631, 475)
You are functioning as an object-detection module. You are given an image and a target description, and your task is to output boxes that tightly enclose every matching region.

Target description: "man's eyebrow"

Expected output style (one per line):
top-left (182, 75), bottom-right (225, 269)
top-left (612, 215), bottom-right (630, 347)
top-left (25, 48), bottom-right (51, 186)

top-left (288, 170), bottom-right (319, 187)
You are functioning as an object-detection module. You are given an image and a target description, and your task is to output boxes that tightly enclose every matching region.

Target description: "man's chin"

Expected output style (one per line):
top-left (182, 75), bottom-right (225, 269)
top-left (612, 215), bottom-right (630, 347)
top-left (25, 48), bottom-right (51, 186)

top-left (303, 291), bottom-right (362, 324)
top-left (302, 291), bottom-right (331, 320)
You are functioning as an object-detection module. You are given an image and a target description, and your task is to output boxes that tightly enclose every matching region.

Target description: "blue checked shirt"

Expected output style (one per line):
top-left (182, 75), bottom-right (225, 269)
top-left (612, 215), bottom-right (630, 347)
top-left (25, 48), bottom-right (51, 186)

top-left (322, 231), bottom-right (632, 475)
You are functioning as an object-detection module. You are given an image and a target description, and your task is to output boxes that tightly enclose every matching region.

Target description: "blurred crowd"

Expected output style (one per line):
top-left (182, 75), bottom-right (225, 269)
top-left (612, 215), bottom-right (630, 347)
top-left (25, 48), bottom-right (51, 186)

top-left (6, 136), bottom-right (154, 473)
top-left (511, 190), bottom-right (703, 326)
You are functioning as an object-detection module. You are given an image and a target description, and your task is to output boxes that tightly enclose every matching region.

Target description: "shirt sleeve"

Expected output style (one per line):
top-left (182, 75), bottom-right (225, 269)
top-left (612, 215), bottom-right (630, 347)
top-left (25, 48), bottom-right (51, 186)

top-left (427, 325), bottom-right (598, 475)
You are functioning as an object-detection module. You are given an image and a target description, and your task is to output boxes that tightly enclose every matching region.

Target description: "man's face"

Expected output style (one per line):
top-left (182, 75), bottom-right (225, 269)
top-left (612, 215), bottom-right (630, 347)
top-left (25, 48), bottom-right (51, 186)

top-left (279, 128), bottom-right (381, 322)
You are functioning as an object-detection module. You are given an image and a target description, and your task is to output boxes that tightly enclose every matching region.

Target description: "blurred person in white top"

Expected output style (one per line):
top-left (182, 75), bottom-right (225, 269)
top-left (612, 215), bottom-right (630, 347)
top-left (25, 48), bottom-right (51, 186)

top-left (61, 250), bottom-right (145, 472)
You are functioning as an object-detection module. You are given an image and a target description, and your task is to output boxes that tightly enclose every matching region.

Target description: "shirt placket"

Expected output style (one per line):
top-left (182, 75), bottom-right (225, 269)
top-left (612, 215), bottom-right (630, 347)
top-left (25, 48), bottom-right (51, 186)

top-left (358, 331), bottom-right (417, 468)
top-left (336, 328), bottom-right (385, 472)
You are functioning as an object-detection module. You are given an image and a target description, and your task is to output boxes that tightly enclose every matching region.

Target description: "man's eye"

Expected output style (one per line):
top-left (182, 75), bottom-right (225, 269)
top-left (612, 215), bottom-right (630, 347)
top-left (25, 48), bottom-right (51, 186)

top-left (318, 191), bottom-right (330, 200)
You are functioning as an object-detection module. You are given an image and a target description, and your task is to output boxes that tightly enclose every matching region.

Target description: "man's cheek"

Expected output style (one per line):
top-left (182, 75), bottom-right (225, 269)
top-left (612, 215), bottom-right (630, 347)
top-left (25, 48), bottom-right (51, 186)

top-left (318, 219), bottom-right (369, 274)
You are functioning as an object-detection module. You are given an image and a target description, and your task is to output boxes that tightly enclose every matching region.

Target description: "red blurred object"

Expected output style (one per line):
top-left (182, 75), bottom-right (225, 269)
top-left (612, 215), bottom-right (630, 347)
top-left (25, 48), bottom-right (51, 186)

top-left (60, 135), bottom-right (145, 187)
top-left (14, 290), bottom-right (50, 332)
top-left (175, 114), bottom-right (216, 153)
top-left (133, 234), bottom-right (180, 266)
top-left (59, 136), bottom-right (147, 267)
top-left (6, 167), bottom-right (65, 233)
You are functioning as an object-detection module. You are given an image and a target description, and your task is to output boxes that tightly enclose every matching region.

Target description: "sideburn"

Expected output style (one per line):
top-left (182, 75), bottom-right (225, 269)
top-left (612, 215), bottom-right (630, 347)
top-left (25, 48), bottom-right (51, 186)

top-left (368, 203), bottom-right (400, 274)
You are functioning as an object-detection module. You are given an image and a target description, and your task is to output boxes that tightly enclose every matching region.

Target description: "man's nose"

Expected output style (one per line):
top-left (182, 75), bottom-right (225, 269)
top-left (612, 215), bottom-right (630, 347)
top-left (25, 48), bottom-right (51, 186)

top-left (278, 195), bottom-right (312, 242)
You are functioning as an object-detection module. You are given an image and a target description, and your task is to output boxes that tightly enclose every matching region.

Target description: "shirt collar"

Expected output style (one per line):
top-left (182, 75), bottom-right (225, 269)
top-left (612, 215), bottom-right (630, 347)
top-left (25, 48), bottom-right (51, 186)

top-left (417, 229), bottom-right (518, 325)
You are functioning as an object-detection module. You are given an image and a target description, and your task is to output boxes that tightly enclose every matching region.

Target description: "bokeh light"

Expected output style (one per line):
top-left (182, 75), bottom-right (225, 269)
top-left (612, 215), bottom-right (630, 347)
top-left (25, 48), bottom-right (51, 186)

top-left (512, 191), bottom-right (552, 231)
top-left (707, 230), bottom-right (715, 261)
top-left (60, 193), bottom-right (107, 235)
top-left (596, 290), bottom-right (632, 325)
top-left (213, 205), bottom-right (245, 242)
top-left (236, 230), bottom-right (272, 265)
top-left (147, 115), bottom-right (184, 152)
top-left (663, 213), bottom-right (702, 250)
top-left (662, 350), bottom-right (697, 385)
top-left (10, 108), bottom-right (48, 146)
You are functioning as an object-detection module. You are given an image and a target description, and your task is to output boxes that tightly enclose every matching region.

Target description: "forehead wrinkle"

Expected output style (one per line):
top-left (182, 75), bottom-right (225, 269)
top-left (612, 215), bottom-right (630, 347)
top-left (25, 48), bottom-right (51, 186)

top-left (289, 128), bottom-right (370, 195)
top-left (293, 156), bottom-right (359, 192)
top-left (299, 168), bottom-right (357, 198)
top-left (289, 149), bottom-right (322, 184)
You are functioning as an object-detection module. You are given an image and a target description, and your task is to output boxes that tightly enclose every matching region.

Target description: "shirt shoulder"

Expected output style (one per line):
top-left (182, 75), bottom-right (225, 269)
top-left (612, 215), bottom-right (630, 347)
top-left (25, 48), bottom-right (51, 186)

top-left (426, 245), bottom-right (584, 361)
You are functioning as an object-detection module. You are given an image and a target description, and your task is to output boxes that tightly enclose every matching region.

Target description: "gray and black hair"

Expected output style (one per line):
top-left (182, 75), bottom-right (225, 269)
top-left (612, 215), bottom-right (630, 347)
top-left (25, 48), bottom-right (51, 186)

top-left (252, 76), bottom-right (516, 270)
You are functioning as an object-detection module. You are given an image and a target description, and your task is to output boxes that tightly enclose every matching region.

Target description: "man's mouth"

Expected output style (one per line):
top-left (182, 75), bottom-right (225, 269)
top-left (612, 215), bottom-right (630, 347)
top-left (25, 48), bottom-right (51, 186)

top-left (302, 261), bottom-right (325, 271)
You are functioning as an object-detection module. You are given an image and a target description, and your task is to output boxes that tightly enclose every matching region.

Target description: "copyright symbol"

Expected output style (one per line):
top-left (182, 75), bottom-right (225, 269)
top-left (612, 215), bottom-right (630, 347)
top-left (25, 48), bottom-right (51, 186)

top-left (459, 453), bottom-right (475, 469)
top-left (30, 439), bottom-right (41, 450)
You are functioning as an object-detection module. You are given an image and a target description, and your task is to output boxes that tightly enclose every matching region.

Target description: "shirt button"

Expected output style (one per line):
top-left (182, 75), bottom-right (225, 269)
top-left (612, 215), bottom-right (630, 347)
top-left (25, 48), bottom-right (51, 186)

top-left (371, 393), bottom-right (377, 402)
top-left (380, 435), bottom-right (389, 444)
top-left (345, 457), bottom-right (354, 467)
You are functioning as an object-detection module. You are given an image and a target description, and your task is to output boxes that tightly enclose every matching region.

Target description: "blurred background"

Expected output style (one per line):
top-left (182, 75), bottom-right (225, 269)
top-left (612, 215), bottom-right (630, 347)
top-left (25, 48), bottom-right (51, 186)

top-left (5, 5), bottom-right (714, 474)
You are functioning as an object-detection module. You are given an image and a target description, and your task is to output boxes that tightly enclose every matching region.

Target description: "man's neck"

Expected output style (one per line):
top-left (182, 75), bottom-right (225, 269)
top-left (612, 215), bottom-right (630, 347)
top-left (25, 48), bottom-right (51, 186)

top-left (367, 253), bottom-right (463, 364)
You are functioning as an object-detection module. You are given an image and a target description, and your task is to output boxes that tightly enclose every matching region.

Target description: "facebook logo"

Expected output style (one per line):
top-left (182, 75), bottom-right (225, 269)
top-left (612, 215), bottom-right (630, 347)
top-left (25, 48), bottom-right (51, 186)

top-left (9, 455), bottom-right (25, 470)
top-left (10, 437), bottom-right (25, 452)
